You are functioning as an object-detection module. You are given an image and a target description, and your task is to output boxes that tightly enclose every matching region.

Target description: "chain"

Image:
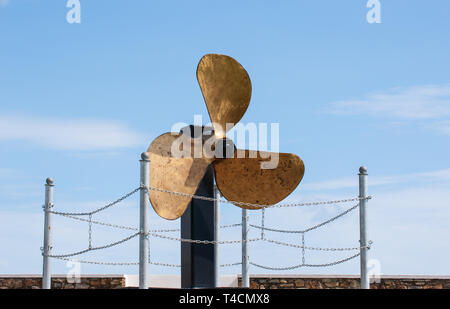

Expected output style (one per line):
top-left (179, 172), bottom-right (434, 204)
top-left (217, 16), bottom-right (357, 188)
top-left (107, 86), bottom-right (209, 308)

top-left (250, 252), bottom-right (361, 271)
top-left (260, 208), bottom-right (265, 240)
top-left (49, 187), bottom-right (141, 217)
top-left (221, 223), bottom-right (242, 229)
top-left (150, 232), bottom-right (262, 245)
top-left (45, 185), bottom-right (372, 270)
top-left (263, 238), bottom-right (367, 251)
top-left (50, 212), bottom-right (139, 231)
top-left (150, 227), bottom-right (180, 233)
top-left (49, 212), bottom-right (240, 233)
top-left (301, 233), bottom-right (306, 265)
top-left (149, 261), bottom-right (181, 268)
top-left (51, 256), bottom-right (139, 266)
top-left (45, 232), bottom-right (139, 258)
top-left (88, 214), bottom-right (92, 249)
top-left (251, 204), bottom-right (359, 234)
top-left (144, 185), bottom-right (371, 209)
top-left (51, 258), bottom-right (241, 268)
top-left (220, 262), bottom-right (242, 267)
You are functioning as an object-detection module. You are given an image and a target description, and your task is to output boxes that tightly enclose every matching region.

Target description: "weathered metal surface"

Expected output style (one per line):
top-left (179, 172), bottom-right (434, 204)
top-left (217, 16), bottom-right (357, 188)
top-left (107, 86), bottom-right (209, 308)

top-left (197, 54), bottom-right (252, 138)
top-left (147, 54), bottom-right (306, 219)
top-left (147, 132), bottom-right (214, 220)
top-left (213, 150), bottom-right (305, 209)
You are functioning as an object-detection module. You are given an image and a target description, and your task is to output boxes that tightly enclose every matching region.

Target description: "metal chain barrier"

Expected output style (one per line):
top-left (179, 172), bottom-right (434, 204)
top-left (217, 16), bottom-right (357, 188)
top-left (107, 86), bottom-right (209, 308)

top-left (144, 184), bottom-right (371, 209)
top-left (51, 256), bottom-right (139, 266)
top-left (45, 232), bottom-right (139, 258)
top-left (48, 187), bottom-right (141, 217)
top-left (150, 232), bottom-right (262, 245)
top-left (45, 185), bottom-right (372, 270)
top-left (249, 252), bottom-right (361, 271)
top-left (250, 203), bottom-right (359, 234)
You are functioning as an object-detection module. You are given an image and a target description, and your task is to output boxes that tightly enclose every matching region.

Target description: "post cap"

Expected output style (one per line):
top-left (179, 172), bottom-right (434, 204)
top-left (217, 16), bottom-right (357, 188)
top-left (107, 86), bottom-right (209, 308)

top-left (46, 177), bottom-right (54, 185)
top-left (141, 152), bottom-right (150, 161)
top-left (359, 166), bottom-right (368, 174)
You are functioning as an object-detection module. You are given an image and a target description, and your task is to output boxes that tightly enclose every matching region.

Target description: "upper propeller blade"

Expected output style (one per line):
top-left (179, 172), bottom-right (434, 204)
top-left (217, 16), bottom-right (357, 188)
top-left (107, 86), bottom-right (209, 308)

top-left (147, 132), bottom-right (214, 220)
top-left (213, 150), bottom-right (305, 209)
top-left (197, 54), bottom-right (252, 138)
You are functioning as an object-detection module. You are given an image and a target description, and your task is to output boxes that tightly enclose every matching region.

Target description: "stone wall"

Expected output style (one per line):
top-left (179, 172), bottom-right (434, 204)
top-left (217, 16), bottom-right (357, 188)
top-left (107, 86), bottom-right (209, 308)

top-left (1, 274), bottom-right (449, 289)
top-left (240, 275), bottom-right (450, 289)
top-left (0, 275), bottom-right (126, 289)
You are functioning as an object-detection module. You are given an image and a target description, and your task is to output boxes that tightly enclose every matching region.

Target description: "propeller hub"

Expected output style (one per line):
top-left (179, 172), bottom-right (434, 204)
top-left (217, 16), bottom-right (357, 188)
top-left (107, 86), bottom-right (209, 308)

top-left (179, 125), bottom-right (235, 159)
top-left (214, 138), bottom-right (236, 159)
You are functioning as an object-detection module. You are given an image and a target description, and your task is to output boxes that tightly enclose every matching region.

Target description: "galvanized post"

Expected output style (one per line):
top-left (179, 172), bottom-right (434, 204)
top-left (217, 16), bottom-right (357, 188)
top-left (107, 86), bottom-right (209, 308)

top-left (42, 177), bottom-right (54, 289)
top-left (241, 208), bottom-right (249, 288)
top-left (139, 152), bottom-right (150, 289)
top-left (214, 185), bottom-right (220, 288)
top-left (359, 166), bottom-right (370, 289)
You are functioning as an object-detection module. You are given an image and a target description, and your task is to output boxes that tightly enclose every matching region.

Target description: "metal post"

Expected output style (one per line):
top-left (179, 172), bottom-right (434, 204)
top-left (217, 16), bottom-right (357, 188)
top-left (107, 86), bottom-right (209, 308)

top-left (180, 126), bottom-right (216, 288)
top-left (214, 185), bottom-right (220, 288)
top-left (42, 177), bottom-right (54, 289)
top-left (241, 208), bottom-right (249, 288)
top-left (359, 166), bottom-right (370, 289)
top-left (139, 152), bottom-right (150, 289)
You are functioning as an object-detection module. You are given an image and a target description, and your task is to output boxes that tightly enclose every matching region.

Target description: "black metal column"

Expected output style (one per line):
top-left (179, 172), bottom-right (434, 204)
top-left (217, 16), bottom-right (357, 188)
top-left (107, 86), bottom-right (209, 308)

top-left (181, 165), bottom-right (216, 288)
top-left (180, 125), bottom-right (217, 289)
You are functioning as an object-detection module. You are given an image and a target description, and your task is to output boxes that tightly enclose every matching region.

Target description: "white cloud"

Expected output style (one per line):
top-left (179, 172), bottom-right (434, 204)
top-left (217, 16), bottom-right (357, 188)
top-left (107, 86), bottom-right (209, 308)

top-left (329, 84), bottom-right (450, 135)
top-left (330, 84), bottom-right (450, 119)
top-left (0, 114), bottom-right (144, 150)
top-left (302, 168), bottom-right (450, 191)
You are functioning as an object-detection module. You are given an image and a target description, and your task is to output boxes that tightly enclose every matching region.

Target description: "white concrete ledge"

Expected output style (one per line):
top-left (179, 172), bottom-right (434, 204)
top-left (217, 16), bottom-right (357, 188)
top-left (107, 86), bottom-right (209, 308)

top-left (124, 275), bottom-right (239, 288)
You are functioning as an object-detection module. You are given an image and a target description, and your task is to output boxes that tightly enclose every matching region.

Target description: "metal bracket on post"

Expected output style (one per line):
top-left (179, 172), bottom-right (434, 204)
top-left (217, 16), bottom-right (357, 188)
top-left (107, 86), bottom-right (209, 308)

top-left (139, 152), bottom-right (150, 289)
top-left (42, 177), bottom-right (54, 289)
top-left (359, 166), bottom-right (370, 289)
top-left (241, 208), bottom-right (249, 288)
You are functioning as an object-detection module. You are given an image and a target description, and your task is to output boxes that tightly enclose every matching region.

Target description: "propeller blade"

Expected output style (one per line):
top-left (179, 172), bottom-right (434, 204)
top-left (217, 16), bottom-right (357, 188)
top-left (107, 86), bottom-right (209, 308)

top-left (147, 132), bottom-right (214, 220)
top-left (197, 54), bottom-right (252, 138)
top-left (213, 150), bottom-right (305, 209)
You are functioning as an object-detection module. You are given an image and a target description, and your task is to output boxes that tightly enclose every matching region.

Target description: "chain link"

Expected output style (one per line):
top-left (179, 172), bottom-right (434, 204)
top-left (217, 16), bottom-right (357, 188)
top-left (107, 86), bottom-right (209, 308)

top-left (260, 208), bottom-right (265, 240)
top-left (49, 187), bottom-right (141, 217)
top-left (250, 252), bottom-right (361, 271)
top-left (50, 212), bottom-right (139, 231)
top-left (144, 185), bottom-right (371, 209)
top-left (301, 233), bottom-right (306, 265)
top-left (150, 232), bottom-right (262, 245)
top-left (51, 256), bottom-right (139, 266)
top-left (221, 223), bottom-right (242, 229)
top-left (220, 262), bottom-right (242, 267)
top-left (46, 185), bottom-right (372, 269)
top-left (45, 232), bottom-right (139, 258)
top-left (88, 214), bottom-right (92, 249)
top-left (149, 261), bottom-right (181, 268)
top-left (251, 204), bottom-right (359, 234)
top-left (263, 238), bottom-right (368, 251)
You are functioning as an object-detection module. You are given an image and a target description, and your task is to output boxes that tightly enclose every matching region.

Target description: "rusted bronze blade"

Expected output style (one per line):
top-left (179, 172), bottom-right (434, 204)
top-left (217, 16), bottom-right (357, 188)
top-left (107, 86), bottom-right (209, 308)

top-left (197, 54), bottom-right (252, 138)
top-left (213, 150), bottom-right (305, 209)
top-left (147, 132), bottom-right (214, 220)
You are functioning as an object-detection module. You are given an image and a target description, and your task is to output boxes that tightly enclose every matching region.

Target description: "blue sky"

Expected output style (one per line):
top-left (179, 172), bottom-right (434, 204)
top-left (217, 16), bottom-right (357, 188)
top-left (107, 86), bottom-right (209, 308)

top-left (0, 0), bottom-right (449, 278)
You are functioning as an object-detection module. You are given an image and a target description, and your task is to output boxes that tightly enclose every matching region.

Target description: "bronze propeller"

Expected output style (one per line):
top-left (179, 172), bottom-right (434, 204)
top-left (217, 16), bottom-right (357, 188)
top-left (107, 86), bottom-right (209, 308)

top-left (147, 54), bottom-right (305, 220)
